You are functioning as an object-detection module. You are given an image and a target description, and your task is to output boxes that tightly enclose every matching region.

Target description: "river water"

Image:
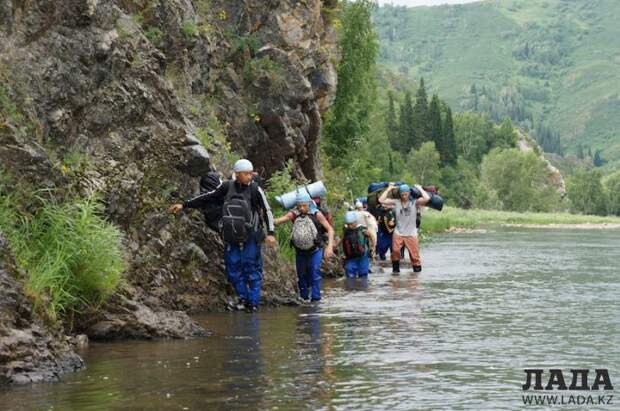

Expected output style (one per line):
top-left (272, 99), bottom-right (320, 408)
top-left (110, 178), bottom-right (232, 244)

top-left (2, 228), bottom-right (619, 410)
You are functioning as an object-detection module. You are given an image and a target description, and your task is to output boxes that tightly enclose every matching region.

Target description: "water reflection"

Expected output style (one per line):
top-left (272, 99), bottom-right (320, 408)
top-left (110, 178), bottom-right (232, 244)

top-left (1, 228), bottom-right (619, 410)
top-left (344, 276), bottom-right (369, 291)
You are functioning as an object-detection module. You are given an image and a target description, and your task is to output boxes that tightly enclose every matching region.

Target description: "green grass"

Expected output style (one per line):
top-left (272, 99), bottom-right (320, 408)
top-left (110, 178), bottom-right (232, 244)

top-left (181, 21), bottom-right (198, 39)
top-left (0, 182), bottom-right (124, 323)
top-left (420, 206), bottom-right (620, 235)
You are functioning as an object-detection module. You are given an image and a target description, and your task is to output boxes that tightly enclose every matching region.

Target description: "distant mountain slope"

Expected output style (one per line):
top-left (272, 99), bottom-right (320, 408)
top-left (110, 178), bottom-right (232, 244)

top-left (373, 0), bottom-right (620, 172)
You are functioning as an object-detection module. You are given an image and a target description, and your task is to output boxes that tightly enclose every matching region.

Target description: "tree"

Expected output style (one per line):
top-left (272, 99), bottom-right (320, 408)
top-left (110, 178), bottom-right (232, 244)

top-left (440, 158), bottom-right (483, 208)
top-left (604, 170), bottom-right (620, 216)
top-left (454, 112), bottom-right (494, 163)
top-left (407, 141), bottom-right (441, 186)
top-left (397, 91), bottom-right (414, 154)
top-left (566, 168), bottom-right (607, 215)
top-left (386, 91), bottom-right (399, 151)
top-left (593, 149), bottom-right (605, 167)
top-left (442, 106), bottom-right (457, 165)
top-left (494, 118), bottom-right (517, 149)
top-left (412, 77), bottom-right (429, 148)
top-left (323, 0), bottom-right (379, 166)
top-left (428, 94), bottom-right (444, 163)
top-left (480, 148), bottom-right (562, 212)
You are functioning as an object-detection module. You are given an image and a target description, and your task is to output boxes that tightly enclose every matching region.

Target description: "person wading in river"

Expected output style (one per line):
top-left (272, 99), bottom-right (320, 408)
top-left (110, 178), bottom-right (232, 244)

top-left (379, 183), bottom-right (430, 274)
top-left (168, 159), bottom-right (276, 312)
top-left (341, 211), bottom-right (376, 278)
top-left (274, 191), bottom-right (334, 302)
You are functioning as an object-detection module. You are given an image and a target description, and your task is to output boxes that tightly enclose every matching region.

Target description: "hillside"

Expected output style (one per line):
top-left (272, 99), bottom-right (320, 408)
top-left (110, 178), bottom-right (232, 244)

top-left (373, 0), bottom-right (620, 172)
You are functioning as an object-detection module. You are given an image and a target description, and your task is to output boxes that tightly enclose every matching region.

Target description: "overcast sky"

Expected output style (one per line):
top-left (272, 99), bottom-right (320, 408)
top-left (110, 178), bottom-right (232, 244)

top-left (377, 0), bottom-right (481, 7)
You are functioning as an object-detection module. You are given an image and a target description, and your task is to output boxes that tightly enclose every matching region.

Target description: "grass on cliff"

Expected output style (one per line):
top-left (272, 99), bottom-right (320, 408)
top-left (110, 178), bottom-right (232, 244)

top-left (420, 206), bottom-right (620, 235)
top-left (0, 182), bottom-right (124, 323)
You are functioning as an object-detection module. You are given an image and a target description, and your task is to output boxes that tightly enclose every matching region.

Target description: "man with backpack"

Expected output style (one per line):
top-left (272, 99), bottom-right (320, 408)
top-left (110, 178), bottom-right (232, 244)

top-left (341, 211), bottom-right (376, 278)
top-left (379, 183), bottom-right (430, 274)
top-left (274, 191), bottom-right (334, 302)
top-left (375, 205), bottom-right (396, 261)
top-left (168, 159), bottom-right (276, 312)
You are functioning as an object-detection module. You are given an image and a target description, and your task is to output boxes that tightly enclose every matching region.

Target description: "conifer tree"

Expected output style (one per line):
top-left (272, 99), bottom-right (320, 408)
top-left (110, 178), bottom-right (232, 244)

top-left (412, 78), bottom-right (429, 148)
top-left (442, 106), bottom-right (457, 165)
top-left (428, 94), bottom-right (444, 162)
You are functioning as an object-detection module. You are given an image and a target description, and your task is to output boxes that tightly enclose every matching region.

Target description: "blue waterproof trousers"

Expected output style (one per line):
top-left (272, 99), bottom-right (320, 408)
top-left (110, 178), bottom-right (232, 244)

top-left (376, 230), bottom-right (392, 260)
top-left (345, 251), bottom-right (370, 278)
top-left (224, 239), bottom-right (262, 307)
top-left (295, 248), bottom-right (323, 301)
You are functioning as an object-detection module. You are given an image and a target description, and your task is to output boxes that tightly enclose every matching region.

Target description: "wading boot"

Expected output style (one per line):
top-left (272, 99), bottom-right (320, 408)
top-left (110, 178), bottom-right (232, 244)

top-left (391, 260), bottom-right (400, 275)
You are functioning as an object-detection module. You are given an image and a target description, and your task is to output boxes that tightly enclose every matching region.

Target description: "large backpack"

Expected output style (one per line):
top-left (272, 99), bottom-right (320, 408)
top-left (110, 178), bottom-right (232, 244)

top-left (220, 181), bottom-right (258, 244)
top-left (377, 207), bottom-right (396, 234)
top-left (342, 226), bottom-right (367, 258)
top-left (290, 212), bottom-right (322, 253)
top-left (199, 172), bottom-right (223, 231)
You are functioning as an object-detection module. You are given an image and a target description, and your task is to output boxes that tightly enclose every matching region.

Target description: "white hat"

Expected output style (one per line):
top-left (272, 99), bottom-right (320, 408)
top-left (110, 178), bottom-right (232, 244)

top-left (233, 159), bottom-right (253, 173)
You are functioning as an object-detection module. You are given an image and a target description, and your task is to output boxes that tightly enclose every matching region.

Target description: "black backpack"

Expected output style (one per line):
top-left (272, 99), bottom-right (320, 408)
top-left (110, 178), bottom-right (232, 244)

top-left (199, 172), bottom-right (223, 231)
top-left (342, 226), bottom-right (367, 258)
top-left (220, 181), bottom-right (258, 244)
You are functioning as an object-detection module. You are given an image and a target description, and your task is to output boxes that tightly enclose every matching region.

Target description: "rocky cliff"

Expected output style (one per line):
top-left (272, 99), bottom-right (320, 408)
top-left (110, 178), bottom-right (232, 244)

top-left (0, 0), bottom-right (338, 383)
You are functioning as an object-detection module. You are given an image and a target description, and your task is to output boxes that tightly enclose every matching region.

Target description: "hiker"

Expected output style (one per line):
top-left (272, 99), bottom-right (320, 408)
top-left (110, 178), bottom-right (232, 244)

top-left (274, 191), bottom-right (334, 302)
top-left (375, 205), bottom-right (396, 261)
top-left (354, 200), bottom-right (378, 251)
top-left (379, 183), bottom-right (430, 274)
top-left (342, 211), bottom-right (376, 278)
top-left (167, 159), bottom-right (276, 312)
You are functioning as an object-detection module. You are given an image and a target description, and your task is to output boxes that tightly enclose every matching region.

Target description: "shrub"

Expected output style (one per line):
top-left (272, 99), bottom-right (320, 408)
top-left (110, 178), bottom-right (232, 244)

top-left (0, 181), bottom-right (124, 322)
top-left (144, 26), bottom-right (163, 44)
top-left (182, 21), bottom-right (198, 39)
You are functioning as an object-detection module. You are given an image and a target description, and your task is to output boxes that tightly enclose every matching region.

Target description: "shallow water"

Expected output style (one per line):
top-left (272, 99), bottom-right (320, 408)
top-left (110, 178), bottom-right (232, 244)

top-left (2, 228), bottom-right (619, 410)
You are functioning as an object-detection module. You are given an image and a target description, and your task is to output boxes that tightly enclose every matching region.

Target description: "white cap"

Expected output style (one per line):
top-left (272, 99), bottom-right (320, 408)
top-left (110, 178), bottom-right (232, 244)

top-left (233, 159), bottom-right (253, 173)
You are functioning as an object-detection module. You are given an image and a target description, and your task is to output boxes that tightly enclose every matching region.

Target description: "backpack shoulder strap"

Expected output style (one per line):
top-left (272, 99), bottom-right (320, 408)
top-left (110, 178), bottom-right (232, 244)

top-left (224, 180), bottom-right (237, 201)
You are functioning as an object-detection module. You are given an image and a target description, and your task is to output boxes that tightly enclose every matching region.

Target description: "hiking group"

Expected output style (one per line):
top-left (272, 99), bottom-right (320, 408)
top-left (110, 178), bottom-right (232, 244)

top-left (168, 159), bottom-right (433, 312)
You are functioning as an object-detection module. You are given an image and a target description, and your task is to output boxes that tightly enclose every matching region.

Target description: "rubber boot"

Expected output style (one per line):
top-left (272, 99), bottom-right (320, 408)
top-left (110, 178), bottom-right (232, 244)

top-left (392, 260), bottom-right (400, 275)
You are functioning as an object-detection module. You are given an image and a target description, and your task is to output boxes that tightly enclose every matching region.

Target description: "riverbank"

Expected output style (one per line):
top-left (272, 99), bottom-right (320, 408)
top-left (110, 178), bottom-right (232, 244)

top-left (421, 207), bottom-right (620, 234)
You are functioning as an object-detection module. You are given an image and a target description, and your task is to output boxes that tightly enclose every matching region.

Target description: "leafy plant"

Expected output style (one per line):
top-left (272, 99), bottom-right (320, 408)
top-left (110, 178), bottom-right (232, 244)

top-left (0, 179), bottom-right (124, 323)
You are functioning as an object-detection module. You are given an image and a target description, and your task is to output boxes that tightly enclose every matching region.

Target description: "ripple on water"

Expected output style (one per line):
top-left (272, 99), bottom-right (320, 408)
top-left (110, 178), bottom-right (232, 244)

top-left (0, 228), bottom-right (618, 410)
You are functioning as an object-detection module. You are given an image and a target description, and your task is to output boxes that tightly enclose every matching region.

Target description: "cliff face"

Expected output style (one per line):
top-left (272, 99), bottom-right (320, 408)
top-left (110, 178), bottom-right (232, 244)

top-left (0, 0), bottom-right (338, 383)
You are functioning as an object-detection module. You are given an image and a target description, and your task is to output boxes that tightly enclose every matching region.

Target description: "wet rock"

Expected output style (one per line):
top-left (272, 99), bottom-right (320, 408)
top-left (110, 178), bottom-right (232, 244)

top-left (0, 233), bottom-right (84, 384)
top-left (84, 293), bottom-right (208, 341)
top-left (184, 144), bottom-right (211, 177)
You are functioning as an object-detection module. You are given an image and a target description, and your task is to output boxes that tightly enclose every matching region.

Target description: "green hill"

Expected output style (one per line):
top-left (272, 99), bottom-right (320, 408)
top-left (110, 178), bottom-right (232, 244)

top-left (373, 0), bottom-right (620, 173)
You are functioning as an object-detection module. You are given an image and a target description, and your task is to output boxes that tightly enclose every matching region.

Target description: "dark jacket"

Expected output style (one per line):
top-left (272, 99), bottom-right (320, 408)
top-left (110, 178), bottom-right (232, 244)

top-left (183, 180), bottom-right (275, 236)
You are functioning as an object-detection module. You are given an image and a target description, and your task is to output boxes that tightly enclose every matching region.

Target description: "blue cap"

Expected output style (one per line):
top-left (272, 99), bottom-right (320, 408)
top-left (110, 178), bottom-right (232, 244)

top-left (399, 184), bottom-right (410, 193)
top-left (295, 190), bottom-right (312, 204)
top-left (344, 211), bottom-right (358, 224)
top-left (233, 159), bottom-right (253, 173)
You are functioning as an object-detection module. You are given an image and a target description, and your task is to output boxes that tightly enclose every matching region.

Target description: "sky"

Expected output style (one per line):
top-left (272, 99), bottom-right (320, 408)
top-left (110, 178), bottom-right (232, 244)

top-left (377, 0), bottom-right (481, 7)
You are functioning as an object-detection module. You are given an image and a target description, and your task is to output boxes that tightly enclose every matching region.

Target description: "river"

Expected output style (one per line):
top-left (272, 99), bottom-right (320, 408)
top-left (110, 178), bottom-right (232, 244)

top-left (2, 228), bottom-right (619, 410)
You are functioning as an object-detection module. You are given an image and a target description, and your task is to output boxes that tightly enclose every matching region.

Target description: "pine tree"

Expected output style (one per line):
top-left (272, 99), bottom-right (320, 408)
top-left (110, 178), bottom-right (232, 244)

top-left (428, 94), bottom-right (444, 163)
top-left (442, 106), bottom-right (457, 165)
top-left (386, 91), bottom-right (399, 151)
top-left (593, 150), bottom-right (605, 167)
top-left (412, 78), bottom-right (429, 149)
top-left (397, 91), bottom-right (414, 154)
